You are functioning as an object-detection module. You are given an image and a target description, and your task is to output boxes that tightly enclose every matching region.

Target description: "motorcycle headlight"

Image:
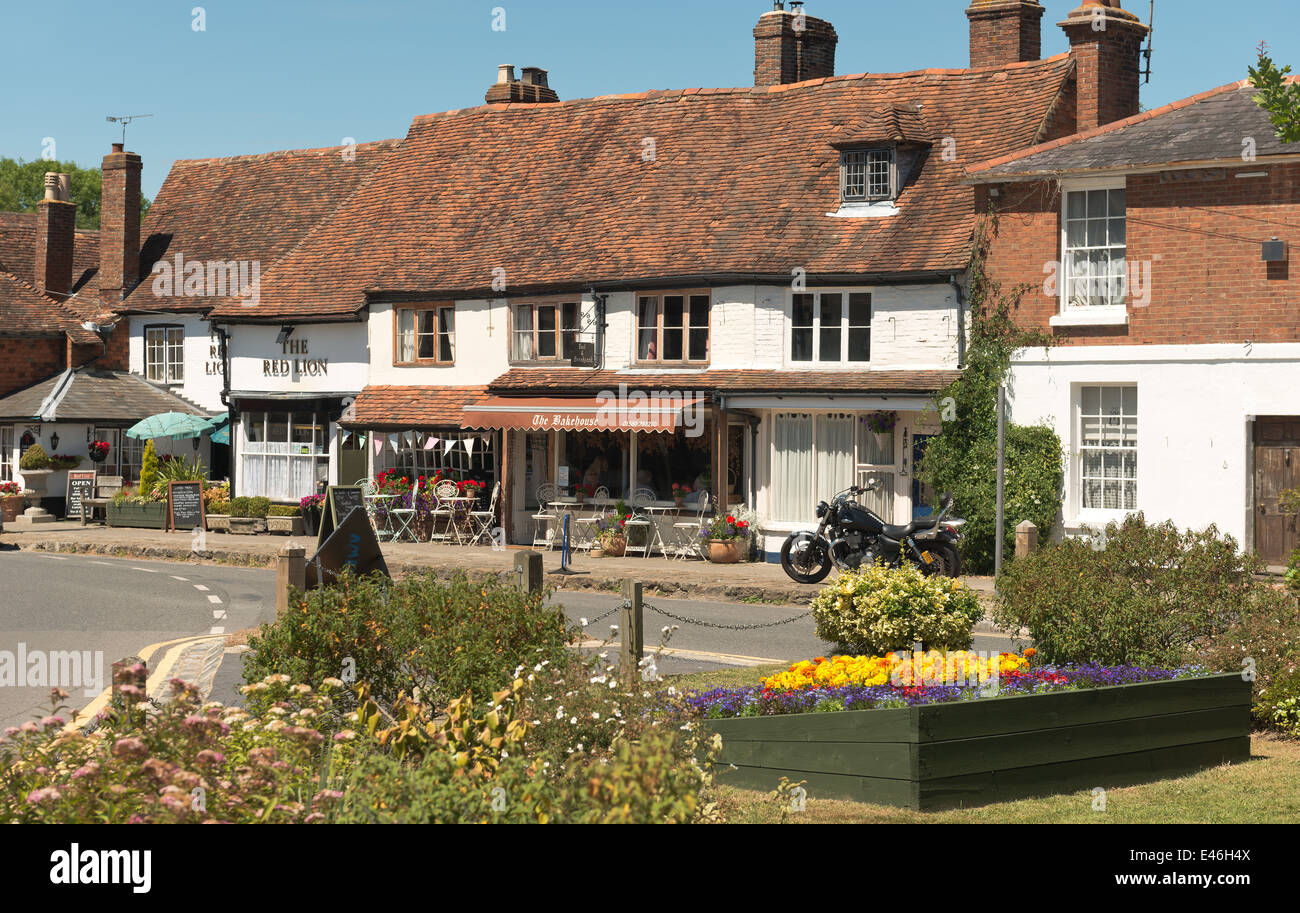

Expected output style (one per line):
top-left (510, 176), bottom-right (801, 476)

top-left (816, 501), bottom-right (829, 519)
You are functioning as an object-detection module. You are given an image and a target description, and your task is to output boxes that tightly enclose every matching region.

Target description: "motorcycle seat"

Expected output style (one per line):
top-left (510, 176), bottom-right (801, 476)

top-left (881, 516), bottom-right (940, 539)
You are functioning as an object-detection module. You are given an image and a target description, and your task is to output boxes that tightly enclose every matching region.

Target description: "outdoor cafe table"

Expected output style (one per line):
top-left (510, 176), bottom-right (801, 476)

top-left (546, 498), bottom-right (703, 555)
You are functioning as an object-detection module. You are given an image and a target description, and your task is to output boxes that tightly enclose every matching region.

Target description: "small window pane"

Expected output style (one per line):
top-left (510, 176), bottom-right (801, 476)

top-left (1067, 192), bottom-right (1086, 220)
top-left (792, 329), bottom-right (813, 362)
top-left (537, 306), bottom-right (556, 358)
top-left (1087, 189), bottom-right (1107, 218)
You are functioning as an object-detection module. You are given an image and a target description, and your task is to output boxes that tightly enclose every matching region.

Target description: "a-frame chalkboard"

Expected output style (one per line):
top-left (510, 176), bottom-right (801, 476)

top-left (316, 485), bottom-right (367, 548)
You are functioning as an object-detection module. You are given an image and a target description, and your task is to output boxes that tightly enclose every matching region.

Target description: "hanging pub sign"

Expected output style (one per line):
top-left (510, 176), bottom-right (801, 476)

top-left (65, 471), bottom-right (98, 520)
top-left (167, 480), bottom-right (206, 533)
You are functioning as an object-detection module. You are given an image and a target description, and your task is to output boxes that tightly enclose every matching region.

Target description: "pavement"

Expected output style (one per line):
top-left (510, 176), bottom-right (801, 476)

top-left (0, 519), bottom-right (998, 606)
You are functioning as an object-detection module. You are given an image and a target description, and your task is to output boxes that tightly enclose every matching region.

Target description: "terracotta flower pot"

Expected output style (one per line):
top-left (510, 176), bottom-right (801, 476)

top-left (1, 495), bottom-right (24, 523)
top-left (708, 540), bottom-right (744, 564)
top-left (601, 535), bottom-right (627, 558)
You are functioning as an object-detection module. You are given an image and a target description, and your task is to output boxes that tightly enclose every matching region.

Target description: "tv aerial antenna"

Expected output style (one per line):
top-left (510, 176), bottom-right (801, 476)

top-left (1140, 0), bottom-right (1156, 84)
top-left (105, 113), bottom-right (154, 146)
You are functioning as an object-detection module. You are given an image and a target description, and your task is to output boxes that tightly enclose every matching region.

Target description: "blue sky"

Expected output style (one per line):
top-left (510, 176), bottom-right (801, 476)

top-left (2, 0), bottom-right (1297, 199)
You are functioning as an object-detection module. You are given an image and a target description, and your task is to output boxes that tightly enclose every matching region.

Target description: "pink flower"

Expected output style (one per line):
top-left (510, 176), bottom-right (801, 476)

top-left (112, 737), bottom-right (148, 759)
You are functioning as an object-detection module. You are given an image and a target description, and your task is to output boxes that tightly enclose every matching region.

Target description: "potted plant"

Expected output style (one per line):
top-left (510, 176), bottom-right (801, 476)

top-left (48, 454), bottom-right (82, 471)
top-left (574, 482), bottom-right (594, 504)
top-left (596, 512), bottom-right (629, 558)
top-left (267, 504), bottom-right (305, 536)
top-left (228, 497), bottom-right (271, 535)
top-left (457, 478), bottom-right (485, 504)
top-left (0, 481), bottom-right (23, 523)
top-left (701, 514), bottom-right (750, 563)
top-left (88, 440), bottom-right (111, 464)
top-left (106, 485), bottom-right (169, 529)
top-left (299, 493), bottom-right (325, 537)
top-left (672, 482), bottom-right (692, 508)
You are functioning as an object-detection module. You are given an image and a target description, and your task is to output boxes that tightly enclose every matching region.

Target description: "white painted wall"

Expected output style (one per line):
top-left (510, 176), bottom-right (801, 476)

top-left (1008, 343), bottom-right (1300, 549)
top-left (127, 314), bottom-right (226, 412)
top-left (368, 300), bottom-right (510, 386)
top-left (227, 323), bottom-right (368, 395)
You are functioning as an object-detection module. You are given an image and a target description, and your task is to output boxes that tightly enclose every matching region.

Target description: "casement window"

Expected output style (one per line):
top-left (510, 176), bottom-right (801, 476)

top-left (791, 292), bottom-right (871, 363)
top-left (145, 325), bottom-right (184, 384)
top-left (395, 305), bottom-right (455, 365)
top-left (636, 293), bottom-right (710, 363)
top-left (840, 148), bottom-right (895, 202)
top-left (511, 301), bottom-right (579, 362)
top-left (1058, 182), bottom-right (1128, 325)
top-left (771, 413), bottom-right (896, 523)
top-left (0, 426), bottom-right (13, 482)
top-left (91, 428), bottom-right (144, 483)
top-left (1079, 385), bottom-right (1137, 512)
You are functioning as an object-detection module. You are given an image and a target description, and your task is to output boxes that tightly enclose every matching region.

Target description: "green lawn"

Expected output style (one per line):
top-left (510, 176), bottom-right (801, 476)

top-left (665, 666), bottom-right (1300, 824)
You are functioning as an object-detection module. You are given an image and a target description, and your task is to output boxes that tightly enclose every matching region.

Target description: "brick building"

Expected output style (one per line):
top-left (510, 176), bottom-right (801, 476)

top-left (968, 78), bottom-right (1300, 563)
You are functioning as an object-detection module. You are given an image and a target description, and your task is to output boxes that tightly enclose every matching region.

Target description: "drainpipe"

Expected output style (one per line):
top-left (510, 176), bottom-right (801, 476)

top-left (216, 324), bottom-right (235, 491)
top-left (950, 275), bottom-right (966, 369)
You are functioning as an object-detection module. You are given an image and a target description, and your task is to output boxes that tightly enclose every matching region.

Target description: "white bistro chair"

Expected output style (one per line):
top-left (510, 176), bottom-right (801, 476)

top-left (468, 482), bottom-right (501, 547)
top-left (671, 490), bottom-right (710, 560)
top-left (429, 479), bottom-right (462, 544)
top-left (571, 486), bottom-right (609, 549)
top-left (622, 488), bottom-right (660, 558)
top-left (531, 483), bottom-right (559, 550)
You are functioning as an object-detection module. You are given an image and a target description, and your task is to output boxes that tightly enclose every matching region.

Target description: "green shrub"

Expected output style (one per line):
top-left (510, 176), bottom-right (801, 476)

top-left (243, 571), bottom-right (572, 708)
top-left (1198, 584), bottom-right (1300, 732)
top-left (811, 563), bottom-right (984, 654)
top-left (228, 496), bottom-right (269, 518)
top-left (208, 499), bottom-right (232, 515)
top-left (996, 514), bottom-right (1257, 667)
top-left (18, 445), bottom-right (50, 471)
top-left (268, 505), bottom-right (300, 517)
top-left (1285, 549), bottom-right (1300, 593)
top-left (139, 440), bottom-right (160, 495)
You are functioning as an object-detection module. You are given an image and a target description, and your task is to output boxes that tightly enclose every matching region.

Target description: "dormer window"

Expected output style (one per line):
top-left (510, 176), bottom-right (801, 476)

top-left (840, 148), bottom-right (895, 202)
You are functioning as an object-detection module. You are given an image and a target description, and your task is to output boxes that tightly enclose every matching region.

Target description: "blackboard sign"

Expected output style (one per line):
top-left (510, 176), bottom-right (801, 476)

top-left (66, 471), bottom-right (98, 520)
top-left (317, 485), bottom-right (367, 548)
top-left (306, 503), bottom-right (389, 588)
top-left (167, 481), bottom-right (206, 533)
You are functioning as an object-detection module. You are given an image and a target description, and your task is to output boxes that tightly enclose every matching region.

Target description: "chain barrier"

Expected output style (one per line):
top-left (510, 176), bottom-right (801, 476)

top-left (639, 600), bottom-right (812, 631)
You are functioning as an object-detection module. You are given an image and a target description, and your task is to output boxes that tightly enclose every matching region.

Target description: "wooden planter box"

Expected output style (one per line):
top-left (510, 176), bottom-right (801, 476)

top-left (267, 515), bottom-right (305, 536)
top-left (703, 673), bottom-right (1252, 811)
top-left (106, 502), bottom-right (169, 530)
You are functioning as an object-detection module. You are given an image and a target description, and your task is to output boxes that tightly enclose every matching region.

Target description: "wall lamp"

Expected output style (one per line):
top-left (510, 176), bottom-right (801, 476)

top-left (50, 432), bottom-right (60, 450)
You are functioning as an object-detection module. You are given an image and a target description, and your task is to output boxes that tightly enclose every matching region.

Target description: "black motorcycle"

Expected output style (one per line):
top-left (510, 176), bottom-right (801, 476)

top-left (779, 481), bottom-right (964, 584)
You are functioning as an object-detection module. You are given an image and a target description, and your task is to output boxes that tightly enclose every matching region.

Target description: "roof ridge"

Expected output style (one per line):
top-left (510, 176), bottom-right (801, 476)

top-left (169, 137), bottom-right (402, 168)
top-left (965, 79), bottom-right (1254, 176)
top-left (411, 54), bottom-right (1076, 124)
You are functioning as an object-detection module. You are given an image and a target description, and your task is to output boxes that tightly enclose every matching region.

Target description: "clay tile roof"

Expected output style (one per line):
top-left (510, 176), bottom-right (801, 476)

top-left (484, 367), bottom-right (961, 396)
top-left (0, 365), bottom-right (209, 422)
top-left (341, 385), bottom-right (489, 429)
top-left (829, 104), bottom-right (933, 147)
top-left (213, 55), bottom-right (1075, 320)
top-left (0, 269), bottom-right (100, 344)
top-left (966, 80), bottom-right (1300, 180)
top-left (0, 211), bottom-right (103, 321)
top-left (121, 139), bottom-right (402, 314)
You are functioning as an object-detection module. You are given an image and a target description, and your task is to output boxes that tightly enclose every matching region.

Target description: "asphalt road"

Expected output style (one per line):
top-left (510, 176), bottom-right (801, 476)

top-left (0, 550), bottom-right (275, 729)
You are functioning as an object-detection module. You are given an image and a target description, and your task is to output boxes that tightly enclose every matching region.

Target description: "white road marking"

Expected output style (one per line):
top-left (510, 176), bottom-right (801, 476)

top-left (210, 627), bottom-right (225, 635)
top-left (132, 567), bottom-right (159, 573)
top-left (39, 555), bottom-right (68, 560)
top-left (206, 594), bottom-right (223, 605)
top-left (193, 584), bottom-right (209, 592)
top-left (169, 576), bottom-right (189, 581)
top-left (213, 610), bottom-right (227, 620)
top-left (92, 561), bottom-right (114, 566)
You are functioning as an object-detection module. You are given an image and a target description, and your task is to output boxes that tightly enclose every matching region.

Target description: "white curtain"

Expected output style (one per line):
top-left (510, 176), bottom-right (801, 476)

top-left (397, 309), bottom-right (416, 362)
top-left (772, 414), bottom-right (814, 523)
top-left (815, 414), bottom-right (856, 506)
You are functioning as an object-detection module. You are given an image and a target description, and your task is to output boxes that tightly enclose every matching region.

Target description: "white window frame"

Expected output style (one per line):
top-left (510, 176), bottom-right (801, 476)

top-left (1053, 177), bottom-right (1129, 327)
top-left (0, 426), bottom-right (13, 482)
top-left (789, 290), bottom-right (872, 365)
top-left (1075, 384), bottom-right (1138, 520)
top-left (145, 325), bottom-right (185, 384)
top-left (840, 148), bottom-right (895, 202)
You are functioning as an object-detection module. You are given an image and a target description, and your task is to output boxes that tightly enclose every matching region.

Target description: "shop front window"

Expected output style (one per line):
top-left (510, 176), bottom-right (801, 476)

top-left (772, 412), bottom-right (896, 523)
top-left (240, 411), bottom-right (330, 501)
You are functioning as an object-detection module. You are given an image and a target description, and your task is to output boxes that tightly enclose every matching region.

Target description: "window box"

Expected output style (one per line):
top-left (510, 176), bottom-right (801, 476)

top-left (703, 673), bottom-right (1250, 810)
top-left (106, 502), bottom-right (169, 530)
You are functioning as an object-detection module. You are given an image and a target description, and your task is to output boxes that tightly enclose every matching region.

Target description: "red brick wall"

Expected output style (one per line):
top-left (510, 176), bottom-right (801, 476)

top-left (754, 12), bottom-right (837, 86)
top-left (0, 337), bottom-right (66, 397)
top-left (34, 199), bottom-right (76, 298)
top-left (1062, 17), bottom-right (1147, 130)
top-left (981, 162), bottom-right (1300, 346)
top-left (99, 145), bottom-right (142, 308)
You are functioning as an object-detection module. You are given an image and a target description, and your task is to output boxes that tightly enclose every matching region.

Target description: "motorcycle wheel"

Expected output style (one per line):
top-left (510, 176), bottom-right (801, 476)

top-left (780, 532), bottom-right (832, 584)
top-left (934, 542), bottom-right (963, 578)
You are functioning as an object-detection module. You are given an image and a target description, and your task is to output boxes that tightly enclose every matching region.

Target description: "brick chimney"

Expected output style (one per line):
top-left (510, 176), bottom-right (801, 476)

top-left (34, 173), bottom-right (76, 300)
top-left (966, 0), bottom-right (1044, 68)
top-left (1060, 0), bottom-right (1150, 130)
top-left (754, 1), bottom-right (838, 87)
top-left (99, 142), bottom-right (142, 305)
top-left (485, 65), bottom-right (560, 104)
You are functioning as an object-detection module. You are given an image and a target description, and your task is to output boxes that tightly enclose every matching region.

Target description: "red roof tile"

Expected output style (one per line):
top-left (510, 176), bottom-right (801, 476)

top-left (486, 367), bottom-right (960, 396)
top-left (342, 385), bottom-right (489, 429)
top-left (121, 139), bottom-right (401, 314)
top-left (0, 269), bottom-right (100, 343)
top-left (213, 56), bottom-right (1075, 320)
top-left (0, 211), bottom-right (103, 321)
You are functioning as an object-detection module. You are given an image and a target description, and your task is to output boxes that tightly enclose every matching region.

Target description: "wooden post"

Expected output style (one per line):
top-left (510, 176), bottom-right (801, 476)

top-left (620, 579), bottom-right (644, 682)
top-left (514, 550), bottom-right (543, 594)
top-left (1015, 520), bottom-right (1039, 560)
top-left (276, 543), bottom-right (307, 621)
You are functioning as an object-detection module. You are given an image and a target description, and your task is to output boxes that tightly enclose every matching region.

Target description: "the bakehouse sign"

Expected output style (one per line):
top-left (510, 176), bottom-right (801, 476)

top-left (263, 337), bottom-right (328, 377)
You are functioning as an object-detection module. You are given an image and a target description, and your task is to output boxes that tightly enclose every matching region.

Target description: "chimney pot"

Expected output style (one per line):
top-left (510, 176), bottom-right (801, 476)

top-left (521, 67), bottom-right (548, 87)
top-left (111, 142), bottom-right (124, 154)
top-left (966, 1), bottom-right (1044, 69)
top-left (753, 5), bottom-right (838, 87)
top-left (497, 64), bottom-right (516, 85)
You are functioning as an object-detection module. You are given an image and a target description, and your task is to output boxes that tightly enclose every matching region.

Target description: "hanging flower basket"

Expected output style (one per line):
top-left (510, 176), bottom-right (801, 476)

top-left (860, 412), bottom-right (898, 435)
top-left (88, 441), bottom-right (111, 464)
